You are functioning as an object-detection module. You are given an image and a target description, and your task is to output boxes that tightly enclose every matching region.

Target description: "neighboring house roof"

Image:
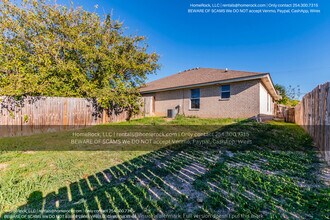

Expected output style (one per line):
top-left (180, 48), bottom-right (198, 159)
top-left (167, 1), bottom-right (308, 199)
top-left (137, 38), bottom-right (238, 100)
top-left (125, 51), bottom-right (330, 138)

top-left (140, 68), bottom-right (279, 100)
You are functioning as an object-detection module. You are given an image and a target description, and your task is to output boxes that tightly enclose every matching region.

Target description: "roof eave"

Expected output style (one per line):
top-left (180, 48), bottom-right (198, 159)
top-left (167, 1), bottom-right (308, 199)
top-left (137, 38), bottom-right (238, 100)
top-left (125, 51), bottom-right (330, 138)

top-left (260, 74), bottom-right (280, 100)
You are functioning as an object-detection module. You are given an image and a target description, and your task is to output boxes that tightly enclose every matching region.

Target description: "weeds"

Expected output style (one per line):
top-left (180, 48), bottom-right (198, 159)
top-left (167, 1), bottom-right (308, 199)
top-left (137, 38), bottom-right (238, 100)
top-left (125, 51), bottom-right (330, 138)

top-left (0, 117), bottom-right (329, 219)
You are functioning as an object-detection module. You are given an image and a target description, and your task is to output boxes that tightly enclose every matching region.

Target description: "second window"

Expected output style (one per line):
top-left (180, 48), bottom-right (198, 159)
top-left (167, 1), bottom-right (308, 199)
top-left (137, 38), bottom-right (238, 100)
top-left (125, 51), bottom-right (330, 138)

top-left (220, 85), bottom-right (231, 99)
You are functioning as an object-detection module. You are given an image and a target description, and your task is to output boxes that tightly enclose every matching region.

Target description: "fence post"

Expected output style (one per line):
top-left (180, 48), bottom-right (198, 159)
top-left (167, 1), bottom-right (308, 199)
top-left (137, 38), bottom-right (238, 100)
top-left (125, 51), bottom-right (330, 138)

top-left (295, 82), bottom-right (330, 165)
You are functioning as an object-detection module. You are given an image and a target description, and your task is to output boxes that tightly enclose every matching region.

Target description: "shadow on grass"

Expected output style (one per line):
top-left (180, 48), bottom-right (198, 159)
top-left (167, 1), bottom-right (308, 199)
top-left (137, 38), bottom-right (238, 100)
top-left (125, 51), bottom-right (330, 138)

top-left (1, 120), bottom-right (329, 219)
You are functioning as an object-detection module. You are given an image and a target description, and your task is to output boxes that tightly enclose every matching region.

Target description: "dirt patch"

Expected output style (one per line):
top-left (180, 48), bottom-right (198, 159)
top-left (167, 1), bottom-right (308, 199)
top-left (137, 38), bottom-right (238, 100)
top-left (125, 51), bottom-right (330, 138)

top-left (0, 163), bottom-right (8, 171)
top-left (320, 166), bottom-right (330, 186)
top-left (23, 151), bottom-right (36, 154)
top-left (162, 162), bottom-right (209, 213)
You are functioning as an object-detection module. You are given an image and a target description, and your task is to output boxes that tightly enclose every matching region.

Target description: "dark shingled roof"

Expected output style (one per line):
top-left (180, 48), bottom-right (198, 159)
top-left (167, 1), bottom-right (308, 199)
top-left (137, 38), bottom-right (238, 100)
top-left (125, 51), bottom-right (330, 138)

top-left (140, 68), bottom-right (267, 93)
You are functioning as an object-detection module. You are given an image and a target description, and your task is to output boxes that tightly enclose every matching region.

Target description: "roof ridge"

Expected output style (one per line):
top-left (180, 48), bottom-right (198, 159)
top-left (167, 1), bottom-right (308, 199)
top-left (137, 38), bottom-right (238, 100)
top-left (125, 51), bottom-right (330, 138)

top-left (143, 67), bottom-right (207, 84)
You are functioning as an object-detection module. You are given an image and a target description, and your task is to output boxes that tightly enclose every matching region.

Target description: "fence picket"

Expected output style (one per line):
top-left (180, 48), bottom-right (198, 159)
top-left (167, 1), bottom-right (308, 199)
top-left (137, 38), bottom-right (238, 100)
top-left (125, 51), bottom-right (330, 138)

top-left (295, 82), bottom-right (330, 164)
top-left (0, 96), bottom-right (129, 136)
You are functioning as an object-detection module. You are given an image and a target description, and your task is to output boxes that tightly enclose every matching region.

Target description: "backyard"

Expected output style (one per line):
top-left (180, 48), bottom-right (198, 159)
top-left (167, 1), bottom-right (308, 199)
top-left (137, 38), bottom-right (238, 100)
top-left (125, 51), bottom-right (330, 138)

top-left (0, 117), bottom-right (329, 219)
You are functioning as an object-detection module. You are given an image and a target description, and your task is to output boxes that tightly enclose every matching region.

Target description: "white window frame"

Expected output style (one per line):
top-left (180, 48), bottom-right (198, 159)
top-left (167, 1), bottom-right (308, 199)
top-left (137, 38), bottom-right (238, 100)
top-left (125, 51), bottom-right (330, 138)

top-left (267, 94), bottom-right (269, 112)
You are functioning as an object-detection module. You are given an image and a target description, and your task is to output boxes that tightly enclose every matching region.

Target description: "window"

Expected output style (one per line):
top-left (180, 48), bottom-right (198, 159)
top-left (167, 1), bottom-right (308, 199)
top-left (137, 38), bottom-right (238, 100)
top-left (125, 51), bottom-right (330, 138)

top-left (190, 88), bottom-right (200, 109)
top-left (267, 94), bottom-right (269, 112)
top-left (220, 85), bottom-right (230, 99)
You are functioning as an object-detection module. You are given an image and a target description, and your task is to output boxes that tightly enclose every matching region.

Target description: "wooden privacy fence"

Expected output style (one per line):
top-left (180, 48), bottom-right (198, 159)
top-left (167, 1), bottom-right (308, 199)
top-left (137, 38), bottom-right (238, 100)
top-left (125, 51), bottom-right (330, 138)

top-left (274, 104), bottom-right (295, 123)
top-left (284, 108), bottom-right (295, 123)
top-left (295, 82), bottom-right (330, 164)
top-left (274, 104), bottom-right (286, 119)
top-left (0, 96), bottom-right (128, 136)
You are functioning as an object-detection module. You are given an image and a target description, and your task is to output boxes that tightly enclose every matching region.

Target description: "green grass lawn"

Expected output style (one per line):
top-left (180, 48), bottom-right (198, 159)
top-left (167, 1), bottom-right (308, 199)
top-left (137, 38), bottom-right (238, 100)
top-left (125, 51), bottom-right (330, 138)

top-left (0, 117), bottom-right (329, 219)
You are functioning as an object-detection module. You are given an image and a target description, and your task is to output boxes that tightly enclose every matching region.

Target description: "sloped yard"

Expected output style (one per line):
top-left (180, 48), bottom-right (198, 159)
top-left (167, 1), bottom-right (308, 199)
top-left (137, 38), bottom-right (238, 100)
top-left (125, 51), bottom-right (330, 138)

top-left (0, 117), bottom-right (329, 219)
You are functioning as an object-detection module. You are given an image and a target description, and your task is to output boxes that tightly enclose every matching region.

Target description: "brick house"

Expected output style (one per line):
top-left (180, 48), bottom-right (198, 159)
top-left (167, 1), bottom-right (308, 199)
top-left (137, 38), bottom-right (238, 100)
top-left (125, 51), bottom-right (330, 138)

top-left (140, 68), bottom-right (280, 118)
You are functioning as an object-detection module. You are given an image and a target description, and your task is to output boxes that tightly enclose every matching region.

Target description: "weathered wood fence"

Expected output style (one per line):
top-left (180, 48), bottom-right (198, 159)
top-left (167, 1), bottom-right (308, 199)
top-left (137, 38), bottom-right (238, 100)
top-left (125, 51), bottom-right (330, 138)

top-left (0, 96), bottom-right (128, 136)
top-left (274, 104), bottom-right (295, 123)
top-left (284, 108), bottom-right (295, 123)
top-left (295, 82), bottom-right (330, 164)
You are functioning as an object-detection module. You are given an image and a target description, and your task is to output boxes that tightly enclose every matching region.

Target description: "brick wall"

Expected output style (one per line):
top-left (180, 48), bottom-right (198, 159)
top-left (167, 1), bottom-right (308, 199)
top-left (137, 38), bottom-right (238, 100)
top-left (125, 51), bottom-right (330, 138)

top-left (145, 79), bottom-right (263, 118)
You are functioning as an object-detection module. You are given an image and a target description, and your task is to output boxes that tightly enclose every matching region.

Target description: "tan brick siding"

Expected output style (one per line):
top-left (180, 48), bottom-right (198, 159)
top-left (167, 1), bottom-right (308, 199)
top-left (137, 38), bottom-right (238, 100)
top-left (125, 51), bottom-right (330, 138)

top-left (143, 79), bottom-right (266, 118)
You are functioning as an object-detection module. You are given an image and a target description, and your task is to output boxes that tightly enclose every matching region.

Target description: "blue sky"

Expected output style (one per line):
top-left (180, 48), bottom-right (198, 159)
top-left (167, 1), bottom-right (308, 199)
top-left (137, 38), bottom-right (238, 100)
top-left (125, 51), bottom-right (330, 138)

top-left (61, 0), bottom-right (329, 96)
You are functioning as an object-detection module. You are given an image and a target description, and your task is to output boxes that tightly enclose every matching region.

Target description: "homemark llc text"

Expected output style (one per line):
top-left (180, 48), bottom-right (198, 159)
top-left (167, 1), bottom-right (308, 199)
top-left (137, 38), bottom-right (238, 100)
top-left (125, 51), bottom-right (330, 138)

top-left (72, 132), bottom-right (101, 137)
top-left (72, 132), bottom-right (118, 137)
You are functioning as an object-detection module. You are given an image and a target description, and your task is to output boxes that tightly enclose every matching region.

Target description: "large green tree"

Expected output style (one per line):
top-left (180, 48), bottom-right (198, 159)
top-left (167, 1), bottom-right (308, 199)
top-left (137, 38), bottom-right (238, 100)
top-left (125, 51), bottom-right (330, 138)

top-left (0, 0), bottom-right (159, 116)
top-left (274, 84), bottom-right (300, 107)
